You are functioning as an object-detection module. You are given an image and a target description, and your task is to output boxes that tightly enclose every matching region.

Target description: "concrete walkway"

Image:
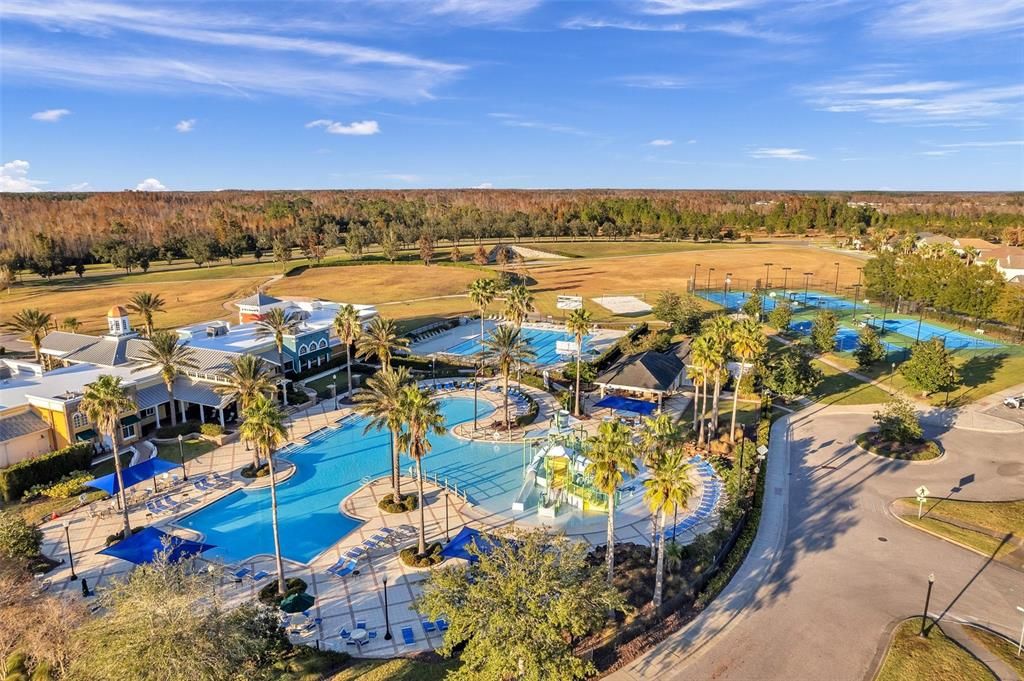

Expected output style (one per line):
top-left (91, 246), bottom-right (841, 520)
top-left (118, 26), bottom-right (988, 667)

top-left (942, 622), bottom-right (1021, 681)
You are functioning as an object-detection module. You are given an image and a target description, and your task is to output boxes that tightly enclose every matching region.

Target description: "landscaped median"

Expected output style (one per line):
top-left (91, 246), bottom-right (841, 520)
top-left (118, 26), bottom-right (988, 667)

top-left (891, 498), bottom-right (1024, 570)
top-left (876, 617), bottom-right (995, 681)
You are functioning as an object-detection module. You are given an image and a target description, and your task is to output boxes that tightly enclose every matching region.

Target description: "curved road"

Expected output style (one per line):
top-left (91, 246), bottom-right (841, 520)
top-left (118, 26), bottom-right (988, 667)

top-left (613, 404), bottom-right (1024, 681)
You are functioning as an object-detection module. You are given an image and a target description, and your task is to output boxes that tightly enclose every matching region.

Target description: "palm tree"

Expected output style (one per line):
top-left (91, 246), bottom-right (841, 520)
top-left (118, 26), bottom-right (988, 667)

top-left (4, 308), bottom-right (52, 365)
top-left (61, 317), bottom-right (80, 332)
top-left (482, 325), bottom-right (536, 429)
top-left (467, 278), bottom-right (497, 366)
top-left (703, 316), bottom-right (734, 437)
top-left (238, 395), bottom-right (289, 596)
top-left (134, 330), bottom-right (198, 428)
top-left (585, 419), bottom-right (638, 586)
top-left (255, 307), bottom-right (300, 387)
top-left (503, 284), bottom-right (535, 329)
top-left (127, 292), bottom-right (166, 336)
top-left (395, 384), bottom-right (447, 554)
top-left (566, 307), bottom-right (593, 416)
top-left (639, 412), bottom-right (681, 559)
top-left (80, 375), bottom-right (136, 538)
top-left (333, 304), bottom-right (361, 400)
top-left (728, 318), bottom-right (766, 443)
top-left (355, 316), bottom-right (408, 372)
top-left (354, 367), bottom-right (412, 501)
top-left (644, 448), bottom-right (695, 607)
top-left (215, 354), bottom-right (276, 467)
top-left (690, 336), bottom-right (720, 446)
top-left (686, 363), bottom-right (705, 434)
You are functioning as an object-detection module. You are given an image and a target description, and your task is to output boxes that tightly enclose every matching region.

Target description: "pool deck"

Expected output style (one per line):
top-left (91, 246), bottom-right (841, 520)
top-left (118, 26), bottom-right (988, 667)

top-left (35, 382), bottom-right (716, 659)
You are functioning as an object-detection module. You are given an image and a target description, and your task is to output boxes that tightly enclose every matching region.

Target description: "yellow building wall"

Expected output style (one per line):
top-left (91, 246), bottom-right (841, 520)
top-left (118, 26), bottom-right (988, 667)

top-left (32, 405), bottom-right (70, 449)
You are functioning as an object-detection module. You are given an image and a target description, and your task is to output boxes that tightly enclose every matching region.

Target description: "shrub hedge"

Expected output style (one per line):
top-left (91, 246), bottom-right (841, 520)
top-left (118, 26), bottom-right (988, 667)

top-left (399, 542), bottom-right (444, 568)
top-left (0, 443), bottom-right (93, 502)
top-left (199, 423), bottom-right (224, 437)
top-left (378, 493), bottom-right (417, 513)
top-left (259, 577), bottom-right (307, 606)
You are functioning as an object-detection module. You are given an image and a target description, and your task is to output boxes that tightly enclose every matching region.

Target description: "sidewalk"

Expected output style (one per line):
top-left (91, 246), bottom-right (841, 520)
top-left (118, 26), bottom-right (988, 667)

top-left (941, 622), bottom-right (1019, 681)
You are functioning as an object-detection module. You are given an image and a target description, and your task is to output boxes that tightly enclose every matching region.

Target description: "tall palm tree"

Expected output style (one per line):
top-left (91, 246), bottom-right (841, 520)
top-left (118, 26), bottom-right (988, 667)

top-left (728, 318), bottom-right (766, 443)
top-left (482, 325), bottom-right (536, 429)
top-left (127, 291), bottom-right (166, 336)
top-left (566, 307), bottom-right (593, 416)
top-left (255, 307), bottom-right (300, 385)
top-left (80, 375), bottom-right (136, 538)
top-left (467, 278), bottom-right (497, 366)
top-left (703, 316), bottom-right (734, 436)
top-left (395, 385), bottom-right (447, 555)
top-left (639, 412), bottom-right (681, 560)
top-left (134, 330), bottom-right (199, 428)
top-left (4, 308), bottom-right (52, 365)
top-left (332, 304), bottom-right (362, 400)
top-left (690, 336), bottom-right (720, 446)
top-left (502, 284), bottom-right (535, 329)
top-left (644, 449), bottom-right (695, 607)
top-left (686, 363), bottom-right (706, 434)
top-left (355, 316), bottom-right (408, 372)
top-left (239, 395), bottom-right (289, 596)
top-left (354, 367), bottom-right (412, 501)
top-left (585, 419), bottom-right (638, 586)
top-left (215, 354), bottom-right (276, 467)
top-left (61, 317), bottom-right (81, 333)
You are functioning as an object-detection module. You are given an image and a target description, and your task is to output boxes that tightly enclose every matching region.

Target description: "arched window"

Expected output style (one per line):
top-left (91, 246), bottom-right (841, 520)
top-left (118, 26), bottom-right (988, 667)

top-left (298, 343), bottom-right (308, 355)
top-left (318, 338), bottom-right (328, 350)
top-left (72, 412), bottom-right (88, 429)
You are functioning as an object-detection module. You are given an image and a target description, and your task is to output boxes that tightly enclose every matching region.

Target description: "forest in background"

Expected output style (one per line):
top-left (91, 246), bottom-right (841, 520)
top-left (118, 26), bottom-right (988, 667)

top-left (1, 189), bottom-right (1022, 279)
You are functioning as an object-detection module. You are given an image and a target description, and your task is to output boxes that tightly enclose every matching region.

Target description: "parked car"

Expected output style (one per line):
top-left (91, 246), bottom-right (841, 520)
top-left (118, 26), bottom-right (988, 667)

top-left (1003, 394), bottom-right (1024, 409)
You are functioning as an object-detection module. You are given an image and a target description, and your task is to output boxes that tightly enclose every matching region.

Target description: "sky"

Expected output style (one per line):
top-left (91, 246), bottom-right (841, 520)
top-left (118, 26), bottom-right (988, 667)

top-left (2, 0), bottom-right (1023, 192)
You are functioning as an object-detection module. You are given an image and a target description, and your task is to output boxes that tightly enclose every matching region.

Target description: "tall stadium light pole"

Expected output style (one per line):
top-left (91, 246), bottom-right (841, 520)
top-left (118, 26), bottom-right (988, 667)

top-left (706, 267), bottom-right (715, 292)
top-left (781, 267), bottom-right (791, 292)
top-left (692, 263), bottom-right (700, 293)
top-left (833, 262), bottom-right (840, 294)
top-left (803, 272), bottom-right (812, 306)
top-left (764, 262), bottom-right (773, 290)
top-left (856, 266), bottom-right (864, 287)
top-left (852, 284), bottom-right (861, 321)
top-left (724, 274), bottom-right (732, 309)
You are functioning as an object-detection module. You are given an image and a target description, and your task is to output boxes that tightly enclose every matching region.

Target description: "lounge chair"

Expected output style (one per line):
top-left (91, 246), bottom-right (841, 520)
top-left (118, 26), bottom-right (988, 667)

top-left (340, 628), bottom-right (350, 639)
top-left (368, 532), bottom-right (387, 544)
top-left (345, 547), bottom-right (366, 560)
top-left (329, 561), bottom-right (357, 578)
top-left (401, 627), bottom-right (415, 645)
top-left (145, 501), bottom-right (164, 515)
top-left (231, 567), bottom-right (251, 581)
top-left (356, 620), bottom-right (366, 630)
top-left (436, 619), bottom-right (449, 631)
top-left (193, 478), bottom-right (211, 492)
top-left (162, 496), bottom-right (180, 511)
top-left (297, 617), bottom-right (322, 636)
top-left (422, 620), bottom-right (436, 633)
top-left (250, 570), bottom-right (269, 582)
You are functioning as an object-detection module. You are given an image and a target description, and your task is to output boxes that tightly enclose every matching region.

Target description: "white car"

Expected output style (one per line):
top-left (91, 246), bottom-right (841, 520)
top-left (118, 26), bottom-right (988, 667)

top-left (1003, 395), bottom-right (1024, 409)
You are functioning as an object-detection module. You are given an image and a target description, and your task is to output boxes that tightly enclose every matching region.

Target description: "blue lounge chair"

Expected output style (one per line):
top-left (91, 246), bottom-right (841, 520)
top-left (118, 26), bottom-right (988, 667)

top-left (329, 560), bottom-right (357, 577)
top-left (192, 478), bottom-right (211, 492)
top-left (145, 501), bottom-right (163, 515)
top-left (298, 618), bottom-right (322, 635)
top-left (250, 570), bottom-right (269, 582)
top-left (231, 567), bottom-right (251, 581)
top-left (422, 620), bottom-right (436, 633)
top-left (436, 619), bottom-right (449, 631)
top-left (162, 497), bottom-right (180, 511)
top-left (401, 627), bottom-right (415, 645)
top-left (368, 631), bottom-right (378, 639)
top-left (340, 628), bottom-right (350, 639)
top-left (356, 620), bottom-right (366, 630)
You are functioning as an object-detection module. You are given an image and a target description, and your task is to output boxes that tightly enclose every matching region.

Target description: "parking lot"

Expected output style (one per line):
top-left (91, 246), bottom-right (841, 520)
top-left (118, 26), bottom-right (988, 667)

top-left (984, 396), bottom-right (1024, 426)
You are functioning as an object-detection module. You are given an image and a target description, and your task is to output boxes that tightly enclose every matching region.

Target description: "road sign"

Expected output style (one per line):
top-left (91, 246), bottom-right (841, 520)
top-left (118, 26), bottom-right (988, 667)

top-left (556, 295), bottom-right (583, 310)
top-left (756, 445), bottom-right (769, 456)
top-left (915, 486), bottom-right (930, 519)
top-left (916, 485), bottom-right (930, 499)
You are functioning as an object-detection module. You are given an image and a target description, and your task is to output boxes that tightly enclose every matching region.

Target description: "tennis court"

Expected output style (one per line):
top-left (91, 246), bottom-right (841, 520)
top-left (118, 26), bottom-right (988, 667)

top-left (790, 321), bottom-right (902, 353)
top-left (696, 290), bottom-right (781, 311)
top-left (867, 318), bottom-right (1001, 350)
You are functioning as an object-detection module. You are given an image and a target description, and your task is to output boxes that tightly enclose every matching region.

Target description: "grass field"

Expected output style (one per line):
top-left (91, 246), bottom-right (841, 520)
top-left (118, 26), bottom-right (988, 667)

top-left (966, 626), bottom-right (1024, 678)
top-left (894, 498), bottom-right (1024, 568)
top-left (515, 239), bottom-right (740, 259)
top-left (876, 618), bottom-right (995, 681)
top-left (329, 658), bottom-right (460, 680)
top-left (268, 263), bottom-right (482, 305)
top-left (809, 360), bottom-right (891, 406)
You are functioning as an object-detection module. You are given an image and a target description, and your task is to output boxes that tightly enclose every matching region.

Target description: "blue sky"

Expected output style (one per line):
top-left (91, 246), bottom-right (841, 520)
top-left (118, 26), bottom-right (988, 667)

top-left (2, 0), bottom-right (1023, 192)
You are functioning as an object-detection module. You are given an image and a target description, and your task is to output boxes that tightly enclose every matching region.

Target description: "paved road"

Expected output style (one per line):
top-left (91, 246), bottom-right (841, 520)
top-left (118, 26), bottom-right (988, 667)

top-left (614, 404), bottom-right (1024, 681)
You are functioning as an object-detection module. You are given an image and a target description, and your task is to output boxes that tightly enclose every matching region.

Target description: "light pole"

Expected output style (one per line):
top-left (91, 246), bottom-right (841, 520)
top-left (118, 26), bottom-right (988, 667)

top-left (692, 263), bottom-right (700, 293)
top-left (944, 368), bottom-right (954, 408)
top-left (781, 266), bottom-right (791, 292)
top-left (803, 272), bottom-right (812, 306)
top-left (444, 485), bottom-right (450, 542)
top-left (852, 284), bottom-right (861, 321)
top-left (724, 274), bottom-right (732, 308)
top-left (473, 372), bottom-right (480, 431)
top-left (330, 373), bottom-right (337, 404)
top-left (177, 433), bottom-right (188, 481)
top-left (382, 575), bottom-right (392, 640)
top-left (62, 519), bottom-right (77, 581)
top-left (833, 262), bottom-right (840, 294)
top-left (920, 573), bottom-right (935, 637)
top-left (431, 357), bottom-right (437, 388)
top-left (706, 267), bottom-right (714, 292)
top-left (764, 262), bottom-right (773, 289)
top-left (1016, 605), bottom-right (1023, 657)
top-left (856, 266), bottom-right (863, 287)
top-left (889, 362), bottom-right (897, 391)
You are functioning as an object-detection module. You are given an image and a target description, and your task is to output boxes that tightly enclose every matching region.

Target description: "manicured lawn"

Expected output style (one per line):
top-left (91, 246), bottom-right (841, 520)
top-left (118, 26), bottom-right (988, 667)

top-left (808, 360), bottom-right (890, 406)
top-left (155, 438), bottom-right (218, 465)
top-left (893, 498), bottom-right (1024, 568)
top-left (329, 658), bottom-right (461, 680)
top-left (268, 263), bottom-right (482, 305)
top-left (516, 239), bottom-right (738, 259)
top-left (876, 618), bottom-right (995, 681)
top-left (89, 451), bottom-right (134, 478)
top-left (966, 626), bottom-right (1024, 678)
top-left (305, 373), bottom-right (350, 398)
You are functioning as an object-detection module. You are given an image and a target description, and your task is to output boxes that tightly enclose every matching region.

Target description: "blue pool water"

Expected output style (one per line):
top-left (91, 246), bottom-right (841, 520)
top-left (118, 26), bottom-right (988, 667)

top-left (176, 398), bottom-right (526, 564)
top-left (867, 318), bottom-right (1000, 350)
top-left (445, 326), bottom-right (591, 365)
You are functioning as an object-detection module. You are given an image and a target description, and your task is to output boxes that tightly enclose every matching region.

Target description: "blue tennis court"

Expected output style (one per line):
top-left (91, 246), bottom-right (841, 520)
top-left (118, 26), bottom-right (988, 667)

top-left (696, 290), bottom-right (781, 311)
top-left (790, 321), bottom-right (901, 353)
top-left (785, 291), bottom-right (856, 312)
top-left (867, 318), bottom-right (1000, 350)
top-left (444, 326), bottom-right (592, 365)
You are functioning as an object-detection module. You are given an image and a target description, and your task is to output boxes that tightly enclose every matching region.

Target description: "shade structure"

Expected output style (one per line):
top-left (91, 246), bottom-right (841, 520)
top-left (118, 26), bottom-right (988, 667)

top-left (87, 457), bottom-right (180, 495)
top-left (98, 527), bottom-right (214, 565)
top-left (280, 591), bottom-right (316, 613)
top-left (440, 526), bottom-right (501, 563)
top-left (593, 395), bottom-right (658, 416)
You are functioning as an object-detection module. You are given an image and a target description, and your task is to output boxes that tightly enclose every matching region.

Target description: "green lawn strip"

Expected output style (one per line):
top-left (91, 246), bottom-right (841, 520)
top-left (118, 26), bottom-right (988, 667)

top-left (516, 240), bottom-right (735, 258)
top-left (88, 451), bottom-right (134, 478)
top-left (964, 626), bottom-right (1024, 678)
top-left (329, 657), bottom-right (461, 681)
top-left (897, 498), bottom-right (1024, 537)
top-left (876, 618), bottom-right (995, 681)
top-left (809, 359), bottom-right (890, 406)
top-left (305, 373), bottom-right (350, 398)
top-left (3, 490), bottom-right (107, 525)
top-left (155, 438), bottom-right (218, 465)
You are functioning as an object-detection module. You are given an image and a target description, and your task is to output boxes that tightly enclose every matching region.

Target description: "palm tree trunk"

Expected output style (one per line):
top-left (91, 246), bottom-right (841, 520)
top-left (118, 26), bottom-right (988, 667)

top-left (110, 435), bottom-right (132, 538)
top-left (574, 340), bottom-right (583, 416)
top-left (390, 430), bottom-right (401, 499)
top-left (345, 342), bottom-right (353, 400)
top-left (653, 510), bottom-right (666, 607)
top-left (503, 370), bottom-right (510, 430)
top-left (697, 380), bottom-right (708, 446)
top-left (416, 458), bottom-right (426, 555)
top-left (278, 348), bottom-right (287, 406)
top-left (606, 493), bottom-right (616, 586)
top-left (692, 379), bottom-right (700, 432)
top-left (649, 514), bottom-right (657, 562)
top-left (710, 374), bottom-right (722, 438)
top-left (267, 449), bottom-right (287, 596)
top-left (167, 381), bottom-right (178, 427)
top-left (729, 364), bottom-right (745, 443)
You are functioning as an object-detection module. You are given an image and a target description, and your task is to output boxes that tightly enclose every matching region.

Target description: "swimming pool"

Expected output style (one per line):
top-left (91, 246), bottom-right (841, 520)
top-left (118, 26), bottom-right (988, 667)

top-left (444, 326), bottom-right (592, 365)
top-left (176, 398), bottom-right (526, 564)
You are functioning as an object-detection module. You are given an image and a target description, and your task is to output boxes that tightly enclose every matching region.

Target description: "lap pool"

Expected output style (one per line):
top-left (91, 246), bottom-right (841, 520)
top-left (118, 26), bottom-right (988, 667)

top-left (176, 398), bottom-right (526, 565)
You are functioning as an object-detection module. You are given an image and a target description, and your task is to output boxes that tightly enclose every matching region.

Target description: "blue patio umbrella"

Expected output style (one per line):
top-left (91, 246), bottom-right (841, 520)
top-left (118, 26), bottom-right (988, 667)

top-left (98, 526), bottom-right (215, 565)
top-left (440, 526), bottom-right (503, 563)
top-left (87, 457), bottom-right (180, 496)
top-left (280, 591), bottom-right (316, 613)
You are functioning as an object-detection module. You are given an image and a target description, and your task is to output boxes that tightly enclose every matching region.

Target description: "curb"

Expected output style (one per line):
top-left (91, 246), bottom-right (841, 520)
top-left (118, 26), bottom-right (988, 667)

top-left (853, 436), bottom-right (946, 465)
top-left (887, 502), bottom-right (1024, 572)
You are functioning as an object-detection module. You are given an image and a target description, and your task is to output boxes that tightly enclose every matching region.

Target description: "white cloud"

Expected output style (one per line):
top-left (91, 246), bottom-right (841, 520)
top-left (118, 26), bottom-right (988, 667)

top-left (175, 118), bottom-right (196, 132)
top-left (874, 0), bottom-right (1024, 38)
top-left (487, 112), bottom-right (590, 136)
top-left (937, 140), bottom-right (1024, 148)
top-left (135, 177), bottom-right (167, 191)
top-left (919, 150), bottom-right (957, 156)
top-left (306, 119), bottom-right (380, 136)
top-left (649, 139), bottom-right (674, 146)
top-left (0, 160), bottom-right (47, 192)
top-left (563, 17), bottom-right (688, 31)
top-left (615, 75), bottom-right (691, 90)
top-left (750, 147), bottom-right (814, 160)
top-left (642, 0), bottom-right (765, 15)
top-left (473, 182), bottom-right (494, 188)
top-left (68, 181), bottom-right (91, 190)
top-left (31, 108), bottom-right (71, 122)
top-left (428, 0), bottom-right (540, 23)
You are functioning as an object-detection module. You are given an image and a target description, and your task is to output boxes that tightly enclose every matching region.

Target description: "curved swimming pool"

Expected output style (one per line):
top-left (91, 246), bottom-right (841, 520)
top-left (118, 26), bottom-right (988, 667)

top-left (177, 397), bottom-right (525, 564)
